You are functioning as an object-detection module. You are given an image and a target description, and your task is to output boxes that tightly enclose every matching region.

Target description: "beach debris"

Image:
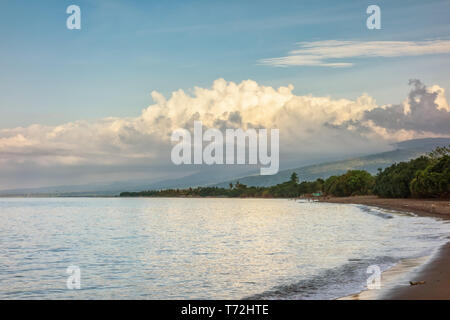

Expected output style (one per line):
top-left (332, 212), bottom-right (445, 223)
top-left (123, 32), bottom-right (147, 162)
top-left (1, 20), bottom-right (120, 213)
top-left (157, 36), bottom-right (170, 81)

top-left (409, 281), bottom-right (426, 286)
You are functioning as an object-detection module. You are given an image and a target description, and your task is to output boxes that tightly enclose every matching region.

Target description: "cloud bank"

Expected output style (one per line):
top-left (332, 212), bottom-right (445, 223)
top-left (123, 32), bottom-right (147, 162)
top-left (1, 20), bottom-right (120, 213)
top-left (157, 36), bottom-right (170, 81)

top-left (363, 80), bottom-right (450, 135)
top-left (260, 40), bottom-right (450, 67)
top-left (0, 79), bottom-right (448, 189)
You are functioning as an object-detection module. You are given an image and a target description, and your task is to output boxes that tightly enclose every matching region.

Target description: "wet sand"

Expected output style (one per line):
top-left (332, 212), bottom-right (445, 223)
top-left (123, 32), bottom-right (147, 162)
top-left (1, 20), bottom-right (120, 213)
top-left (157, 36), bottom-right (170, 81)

top-left (320, 196), bottom-right (450, 300)
top-left (319, 195), bottom-right (450, 219)
top-left (381, 243), bottom-right (450, 299)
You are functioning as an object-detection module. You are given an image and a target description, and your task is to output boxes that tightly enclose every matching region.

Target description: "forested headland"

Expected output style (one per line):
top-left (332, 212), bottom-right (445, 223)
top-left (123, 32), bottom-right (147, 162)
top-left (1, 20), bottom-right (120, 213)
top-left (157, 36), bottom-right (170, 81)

top-left (120, 147), bottom-right (449, 199)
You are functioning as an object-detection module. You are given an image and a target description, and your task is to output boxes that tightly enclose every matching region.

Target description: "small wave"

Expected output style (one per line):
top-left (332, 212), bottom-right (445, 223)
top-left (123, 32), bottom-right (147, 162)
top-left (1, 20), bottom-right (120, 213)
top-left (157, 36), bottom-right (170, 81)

top-left (354, 205), bottom-right (394, 219)
top-left (244, 256), bottom-right (398, 300)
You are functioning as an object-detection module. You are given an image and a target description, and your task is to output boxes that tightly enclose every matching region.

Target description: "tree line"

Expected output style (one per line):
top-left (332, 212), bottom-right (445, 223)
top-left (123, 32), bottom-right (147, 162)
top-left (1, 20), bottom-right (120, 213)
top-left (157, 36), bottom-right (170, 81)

top-left (373, 146), bottom-right (449, 198)
top-left (120, 146), bottom-right (449, 199)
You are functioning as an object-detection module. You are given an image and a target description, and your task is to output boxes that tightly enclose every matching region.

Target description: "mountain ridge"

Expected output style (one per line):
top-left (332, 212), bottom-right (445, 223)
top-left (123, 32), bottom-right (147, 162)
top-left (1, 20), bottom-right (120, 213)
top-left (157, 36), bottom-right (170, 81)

top-left (213, 138), bottom-right (450, 188)
top-left (1, 138), bottom-right (449, 196)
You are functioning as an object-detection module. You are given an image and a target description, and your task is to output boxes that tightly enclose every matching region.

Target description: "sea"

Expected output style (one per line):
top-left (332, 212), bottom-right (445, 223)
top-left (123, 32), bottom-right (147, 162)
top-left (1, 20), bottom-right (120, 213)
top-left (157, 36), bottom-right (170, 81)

top-left (0, 197), bottom-right (448, 299)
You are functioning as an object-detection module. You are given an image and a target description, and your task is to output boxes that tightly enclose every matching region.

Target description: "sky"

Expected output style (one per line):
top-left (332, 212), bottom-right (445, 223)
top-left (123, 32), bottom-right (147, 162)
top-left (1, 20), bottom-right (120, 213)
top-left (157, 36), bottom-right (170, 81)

top-left (0, 0), bottom-right (449, 189)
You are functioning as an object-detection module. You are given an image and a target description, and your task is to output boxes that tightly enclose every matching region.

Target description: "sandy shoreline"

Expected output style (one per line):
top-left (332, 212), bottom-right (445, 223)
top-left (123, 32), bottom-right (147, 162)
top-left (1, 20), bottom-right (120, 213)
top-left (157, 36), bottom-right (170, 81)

top-left (320, 196), bottom-right (450, 300)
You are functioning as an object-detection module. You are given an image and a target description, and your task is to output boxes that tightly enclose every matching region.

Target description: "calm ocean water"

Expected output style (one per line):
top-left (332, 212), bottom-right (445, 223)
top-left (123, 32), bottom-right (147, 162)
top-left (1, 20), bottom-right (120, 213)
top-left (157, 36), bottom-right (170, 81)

top-left (0, 198), bottom-right (448, 299)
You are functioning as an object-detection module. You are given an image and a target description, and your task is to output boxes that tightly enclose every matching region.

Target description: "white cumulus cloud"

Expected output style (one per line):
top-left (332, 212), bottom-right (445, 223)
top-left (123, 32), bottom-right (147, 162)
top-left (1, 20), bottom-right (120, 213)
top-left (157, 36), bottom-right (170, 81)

top-left (0, 78), bottom-right (448, 189)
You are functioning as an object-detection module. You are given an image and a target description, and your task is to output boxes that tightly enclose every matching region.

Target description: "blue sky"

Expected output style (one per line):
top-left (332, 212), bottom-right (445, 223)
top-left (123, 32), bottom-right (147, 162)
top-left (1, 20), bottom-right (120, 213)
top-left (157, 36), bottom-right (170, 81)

top-left (0, 0), bottom-right (450, 189)
top-left (1, 0), bottom-right (449, 128)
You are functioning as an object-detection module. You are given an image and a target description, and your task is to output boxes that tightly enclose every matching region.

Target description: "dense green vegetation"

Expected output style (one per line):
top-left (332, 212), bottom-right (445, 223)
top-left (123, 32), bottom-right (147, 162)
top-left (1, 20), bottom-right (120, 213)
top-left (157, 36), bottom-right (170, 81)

top-left (372, 156), bottom-right (431, 198)
top-left (120, 172), bottom-right (326, 198)
top-left (120, 147), bottom-right (449, 199)
top-left (373, 146), bottom-right (449, 198)
top-left (410, 153), bottom-right (450, 198)
top-left (324, 170), bottom-right (374, 197)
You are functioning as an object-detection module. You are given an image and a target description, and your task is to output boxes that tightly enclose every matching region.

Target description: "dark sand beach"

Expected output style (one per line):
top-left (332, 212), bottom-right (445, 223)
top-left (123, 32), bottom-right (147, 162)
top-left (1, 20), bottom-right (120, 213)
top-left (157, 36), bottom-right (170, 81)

top-left (320, 196), bottom-right (450, 300)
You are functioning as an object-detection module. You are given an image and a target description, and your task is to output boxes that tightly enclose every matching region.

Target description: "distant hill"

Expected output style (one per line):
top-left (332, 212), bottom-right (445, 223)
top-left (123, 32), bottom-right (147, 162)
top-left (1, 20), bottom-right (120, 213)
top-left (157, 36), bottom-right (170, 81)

top-left (2, 137), bottom-right (448, 196)
top-left (0, 166), bottom-right (257, 197)
top-left (214, 138), bottom-right (450, 187)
